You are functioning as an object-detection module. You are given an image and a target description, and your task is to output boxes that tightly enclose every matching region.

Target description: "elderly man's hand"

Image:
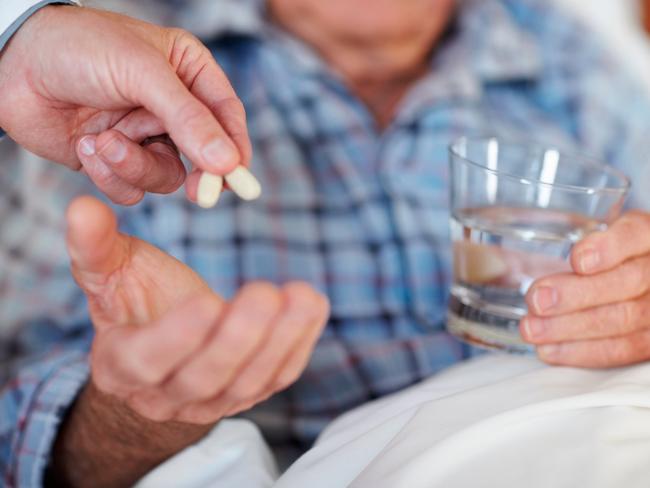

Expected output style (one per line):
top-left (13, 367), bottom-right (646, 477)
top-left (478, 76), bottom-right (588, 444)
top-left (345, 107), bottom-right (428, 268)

top-left (49, 196), bottom-right (329, 487)
top-left (0, 6), bottom-right (250, 205)
top-left (521, 211), bottom-right (650, 368)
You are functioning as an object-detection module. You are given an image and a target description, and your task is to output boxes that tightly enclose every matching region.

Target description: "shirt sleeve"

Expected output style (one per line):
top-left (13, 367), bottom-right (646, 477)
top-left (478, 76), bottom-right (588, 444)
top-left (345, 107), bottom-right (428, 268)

top-left (0, 330), bottom-right (92, 488)
top-left (0, 1), bottom-right (81, 52)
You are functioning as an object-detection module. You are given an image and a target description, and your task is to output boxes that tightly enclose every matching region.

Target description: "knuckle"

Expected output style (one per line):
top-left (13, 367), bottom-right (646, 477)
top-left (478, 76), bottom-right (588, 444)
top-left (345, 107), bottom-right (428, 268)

top-left (100, 331), bottom-right (161, 386)
top-left (170, 326), bottom-right (199, 352)
top-left (119, 158), bottom-right (149, 185)
top-left (132, 362), bottom-right (163, 386)
top-left (638, 260), bottom-right (650, 296)
top-left (218, 97), bottom-right (246, 117)
top-left (623, 260), bottom-right (648, 295)
top-left (220, 325), bottom-right (258, 353)
top-left (620, 301), bottom-right (643, 331)
top-left (111, 189), bottom-right (144, 206)
top-left (588, 310), bottom-right (608, 336)
top-left (574, 231), bottom-right (604, 259)
top-left (159, 162), bottom-right (187, 193)
top-left (640, 330), bottom-right (650, 354)
top-left (114, 352), bottom-right (160, 388)
top-left (626, 209), bottom-right (649, 223)
top-left (91, 367), bottom-right (118, 394)
top-left (89, 167), bottom-right (115, 188)
top-left (616, 216), bottom-right (638, 237)
top-left (242, 280), bottom-right (279, 295)
top-left (629, 210), bottom-right (650, 229)
top-left (175, 100), bottom-right (211, 129)
top-left (607, 338), bottom-right (636, 365)
top-left (175, 372), bottom-right (215, 399)
top-left (283, 281), bottom-right (318, 303)
top-left (173, 28), bottom-right (201, 47)
top-left (128, 398), bottom-right (173, 422)
top-left (105, 346), bottom-right (133, 377)
top-left (642, 214), bottom-right (650, 233)
top-left (211, 97), bottom-right (248, 135)
top-left (274, 369), bottom-right (302, 391)
top-left (617, 212), bottom-right (650, 245)
top-left (283, 282), bottom-right (330, 318)
top-left (165, 27), bottom-right (202, 55)
top-left (643, 259), bottom-right (650, 290)
top-left (227, 380), bottom-right (261, 404)
top-left (177, 404), bottom-right (221, 425)
top-left (641, 298), bottom-right (650, 326)
top-left (241, 281), bottom-right (282, 306)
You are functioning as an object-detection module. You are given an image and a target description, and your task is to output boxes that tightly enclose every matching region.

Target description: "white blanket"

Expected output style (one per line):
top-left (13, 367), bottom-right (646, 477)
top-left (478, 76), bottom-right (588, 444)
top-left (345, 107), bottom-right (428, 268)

top-left (137, 355), bottom-right (650, 487)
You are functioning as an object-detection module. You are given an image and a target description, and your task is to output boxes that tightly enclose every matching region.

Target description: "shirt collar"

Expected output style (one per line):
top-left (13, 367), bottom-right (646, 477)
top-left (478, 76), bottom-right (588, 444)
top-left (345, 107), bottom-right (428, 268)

top-left (395, 0), bottom-right (542, 124)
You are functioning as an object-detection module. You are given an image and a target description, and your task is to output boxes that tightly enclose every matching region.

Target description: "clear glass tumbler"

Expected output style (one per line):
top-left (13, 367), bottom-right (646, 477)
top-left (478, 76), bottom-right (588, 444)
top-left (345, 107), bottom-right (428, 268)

top-left (447, 137), bottom-right (631, 353)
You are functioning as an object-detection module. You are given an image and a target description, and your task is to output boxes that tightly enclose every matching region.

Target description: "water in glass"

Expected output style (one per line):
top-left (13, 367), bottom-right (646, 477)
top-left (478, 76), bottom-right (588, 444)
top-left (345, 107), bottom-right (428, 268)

top-left (447, 206), bottom-right (602, 352)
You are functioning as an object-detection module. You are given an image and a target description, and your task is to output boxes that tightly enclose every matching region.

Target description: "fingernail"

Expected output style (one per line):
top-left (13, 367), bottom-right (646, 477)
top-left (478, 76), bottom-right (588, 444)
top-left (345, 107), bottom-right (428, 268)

top-left (79, 136), bottom-right (96, 156)
top-left (531, 286), bottom-right (558, 313)
top-left (577, 248), bottom-right (601, 274)
top-left (197, 173), bottom-right (223, 209)
top-left (538, 344), bottom-right (561, 360)
top-left (225, 166), bottom-right (262, 201)
top-left (202, 139), bottom-right (238, 171)
top-left (522, 317), bottom-right (546, 339)
top-left (99, 138), bottom-right (126, 164)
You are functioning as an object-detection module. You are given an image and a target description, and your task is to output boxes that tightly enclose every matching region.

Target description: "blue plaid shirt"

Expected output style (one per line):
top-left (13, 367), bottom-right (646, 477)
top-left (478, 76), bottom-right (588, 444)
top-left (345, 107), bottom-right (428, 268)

top-left (3, 0), bottom-right (650, 485)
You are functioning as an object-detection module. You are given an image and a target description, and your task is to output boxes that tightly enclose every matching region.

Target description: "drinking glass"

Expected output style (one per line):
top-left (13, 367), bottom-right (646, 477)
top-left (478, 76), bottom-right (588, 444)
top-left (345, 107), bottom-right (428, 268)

top-left (447, 137), bottom-right (631, 353)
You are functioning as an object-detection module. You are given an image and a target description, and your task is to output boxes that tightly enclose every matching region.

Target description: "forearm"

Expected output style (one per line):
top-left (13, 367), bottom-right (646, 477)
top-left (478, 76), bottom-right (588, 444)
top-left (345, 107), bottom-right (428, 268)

top-left (46, 382), bottom-right (213, 488)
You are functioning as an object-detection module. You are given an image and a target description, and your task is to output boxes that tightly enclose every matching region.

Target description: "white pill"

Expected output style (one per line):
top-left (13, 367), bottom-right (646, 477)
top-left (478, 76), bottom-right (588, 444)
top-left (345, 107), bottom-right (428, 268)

top-left (225, 166), bottom-right (262, 201)
top-left (197, 173), bottom-right (223, 209)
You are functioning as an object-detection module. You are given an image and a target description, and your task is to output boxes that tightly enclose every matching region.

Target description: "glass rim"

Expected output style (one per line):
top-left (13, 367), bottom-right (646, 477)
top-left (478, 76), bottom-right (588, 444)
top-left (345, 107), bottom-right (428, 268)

top-left (449, 136), bottom-right (631, 196)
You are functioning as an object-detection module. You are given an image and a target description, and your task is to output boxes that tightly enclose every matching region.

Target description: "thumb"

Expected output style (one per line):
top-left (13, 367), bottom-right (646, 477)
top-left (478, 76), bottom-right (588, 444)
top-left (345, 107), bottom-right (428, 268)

top-left (66, 196), bottom-right (126, 279)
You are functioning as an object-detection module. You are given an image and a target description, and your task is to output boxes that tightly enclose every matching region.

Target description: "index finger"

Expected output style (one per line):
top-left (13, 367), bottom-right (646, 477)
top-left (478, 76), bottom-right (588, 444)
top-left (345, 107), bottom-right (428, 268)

top-left (527, 255), bottom-right (650, 316)
top-left (163, 32), bottom-right (251, 167)
top-left (188, 56), bottom-right (252, 168)
top-left (571, 211), bottom-right (650, 276)
top-left (134, 55), bottom-right (241, 175)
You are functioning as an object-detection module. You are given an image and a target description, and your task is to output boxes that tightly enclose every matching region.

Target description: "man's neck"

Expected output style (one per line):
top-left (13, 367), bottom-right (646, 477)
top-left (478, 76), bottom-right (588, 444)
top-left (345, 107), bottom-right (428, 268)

top-left (268, 0), bottom-right (456, 129)
top-left (349, 65), bottom-right (431, 130)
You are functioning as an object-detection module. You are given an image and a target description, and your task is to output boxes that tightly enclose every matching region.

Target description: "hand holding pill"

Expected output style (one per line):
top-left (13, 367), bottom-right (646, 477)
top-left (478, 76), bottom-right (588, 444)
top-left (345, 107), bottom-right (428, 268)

top-left (0, 6), bottom-right (252, 206)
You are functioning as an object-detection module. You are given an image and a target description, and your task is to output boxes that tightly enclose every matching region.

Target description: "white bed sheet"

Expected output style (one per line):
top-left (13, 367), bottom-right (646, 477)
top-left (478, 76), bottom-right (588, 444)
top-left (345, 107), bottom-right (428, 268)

top-left (137, 355), bottom-right (650, 488)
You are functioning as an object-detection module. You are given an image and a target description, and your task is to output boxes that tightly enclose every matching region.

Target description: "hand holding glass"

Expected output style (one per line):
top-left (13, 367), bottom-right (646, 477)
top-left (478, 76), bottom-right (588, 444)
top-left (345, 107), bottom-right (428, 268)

top-left (447, 137), bottom-right (630, 353)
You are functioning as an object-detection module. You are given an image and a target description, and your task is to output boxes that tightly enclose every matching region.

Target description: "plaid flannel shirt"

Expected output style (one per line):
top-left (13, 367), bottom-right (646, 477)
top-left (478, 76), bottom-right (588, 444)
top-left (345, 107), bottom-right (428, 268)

top-left (3, 0), bottom-right (650, 485)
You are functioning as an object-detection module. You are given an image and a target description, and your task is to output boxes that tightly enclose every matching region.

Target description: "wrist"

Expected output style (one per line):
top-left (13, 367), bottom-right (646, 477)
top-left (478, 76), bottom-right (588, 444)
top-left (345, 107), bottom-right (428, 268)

top-left (1, 3), bottom-right (78, 57)
top-left (0, 3), bottom-right (78, 131)
top-left (0, 4), bottom-right (55, 85)
top-left (47, 381), bottom-right (213, 487)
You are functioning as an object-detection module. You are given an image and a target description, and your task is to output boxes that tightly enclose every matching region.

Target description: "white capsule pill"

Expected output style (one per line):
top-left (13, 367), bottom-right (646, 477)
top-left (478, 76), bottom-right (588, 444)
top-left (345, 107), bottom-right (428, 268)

top-left (225, 166), bottom-right (262, 201)
top-left (197, 172), bottom-right (223, 209)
